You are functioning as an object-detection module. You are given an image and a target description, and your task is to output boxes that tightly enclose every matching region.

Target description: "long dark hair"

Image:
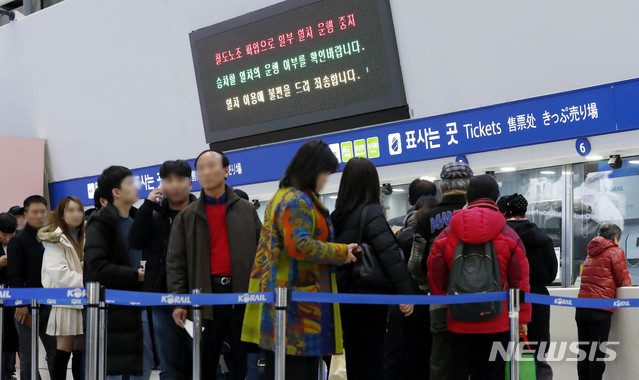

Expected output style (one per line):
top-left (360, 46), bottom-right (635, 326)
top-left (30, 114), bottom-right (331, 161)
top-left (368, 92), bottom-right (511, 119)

top-left (279, 140), bottom-right (339, 192)
top-left (334, 157), bottom-right (380, 215)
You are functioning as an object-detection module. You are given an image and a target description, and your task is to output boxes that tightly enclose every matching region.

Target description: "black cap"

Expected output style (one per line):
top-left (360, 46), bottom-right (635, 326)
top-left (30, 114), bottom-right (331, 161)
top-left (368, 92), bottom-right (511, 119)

top-left (8, 206), bottom-right (25, 216)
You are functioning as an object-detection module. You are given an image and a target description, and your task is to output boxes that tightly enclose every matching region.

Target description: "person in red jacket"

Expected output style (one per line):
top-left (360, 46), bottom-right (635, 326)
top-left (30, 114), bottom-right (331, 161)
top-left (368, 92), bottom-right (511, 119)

top-left (428, 175), bottom-right (531, 380)
top-left (576, 223), bottom-right (631, 380)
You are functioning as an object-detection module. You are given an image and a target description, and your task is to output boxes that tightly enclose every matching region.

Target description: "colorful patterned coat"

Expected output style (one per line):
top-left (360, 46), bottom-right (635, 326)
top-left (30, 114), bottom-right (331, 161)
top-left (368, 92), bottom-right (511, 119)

top-left (241, 187), bottom-right (349, 356)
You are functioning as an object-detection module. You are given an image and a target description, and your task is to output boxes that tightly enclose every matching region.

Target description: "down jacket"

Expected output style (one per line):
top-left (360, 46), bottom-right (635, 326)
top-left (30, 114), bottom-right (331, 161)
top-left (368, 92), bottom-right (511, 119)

top-left (427, 199), bottom-right (532, 334)
top-left (578, 236), bottom-right (631, 312)
top-left (332, 204), bottom-right (415, 295)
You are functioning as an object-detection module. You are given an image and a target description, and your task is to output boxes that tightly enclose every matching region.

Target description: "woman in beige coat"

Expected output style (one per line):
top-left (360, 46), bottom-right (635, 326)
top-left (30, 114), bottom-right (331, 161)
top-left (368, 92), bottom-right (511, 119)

top-left (39, 196), bottom-right (86, 380)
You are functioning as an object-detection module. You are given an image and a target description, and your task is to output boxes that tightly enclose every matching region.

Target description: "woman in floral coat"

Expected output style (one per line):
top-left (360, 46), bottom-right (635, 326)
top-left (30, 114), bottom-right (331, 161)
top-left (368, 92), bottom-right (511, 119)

top-left (242, 140), bottom-right (358, 379)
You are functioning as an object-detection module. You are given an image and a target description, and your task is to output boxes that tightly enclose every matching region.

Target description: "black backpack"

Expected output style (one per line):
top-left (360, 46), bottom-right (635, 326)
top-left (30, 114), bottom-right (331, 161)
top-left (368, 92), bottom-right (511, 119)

top-left (447, 239), bottom-right (504, 322)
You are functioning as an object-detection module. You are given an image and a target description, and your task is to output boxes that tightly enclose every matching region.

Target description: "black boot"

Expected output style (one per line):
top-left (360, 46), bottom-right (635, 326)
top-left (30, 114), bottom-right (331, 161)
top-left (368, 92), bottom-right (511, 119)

top-left (71, 351), bottom-right (83, 380)
top-left (51, 349), bottom-right (71, 380)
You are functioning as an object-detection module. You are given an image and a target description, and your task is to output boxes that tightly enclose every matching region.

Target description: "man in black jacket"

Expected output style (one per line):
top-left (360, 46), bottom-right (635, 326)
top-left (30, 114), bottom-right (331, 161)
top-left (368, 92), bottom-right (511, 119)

top-left (84, 166), bottom-right (149, 379)
top-left (7, 195), bottom-right (57, 380)
top-left (498, 193), bottom-right (557, 380)
top-left (129, 160), bottom-right (196, 379)
top-left (409, 162), bottom-right (473, 380)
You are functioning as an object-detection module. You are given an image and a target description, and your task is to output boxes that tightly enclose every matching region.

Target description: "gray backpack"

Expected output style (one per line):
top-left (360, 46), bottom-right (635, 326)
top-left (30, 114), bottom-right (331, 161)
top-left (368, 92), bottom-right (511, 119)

top-left (447, 239), bottom-right (504, 322)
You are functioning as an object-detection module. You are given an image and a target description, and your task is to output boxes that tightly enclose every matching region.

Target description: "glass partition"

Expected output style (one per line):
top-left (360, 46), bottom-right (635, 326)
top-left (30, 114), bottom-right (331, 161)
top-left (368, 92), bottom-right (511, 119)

top-left (496, 166), bottom-right (564, 284)
top-left (572, 157), bottom-right (639, 285)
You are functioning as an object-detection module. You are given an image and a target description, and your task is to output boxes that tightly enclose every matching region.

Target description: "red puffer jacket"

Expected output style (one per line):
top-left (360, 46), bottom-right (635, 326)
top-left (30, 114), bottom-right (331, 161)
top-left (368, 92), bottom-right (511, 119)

top-left (427, 199), bottom-right (532, 334)
top-left (578, 236), bottom-right (631, 312)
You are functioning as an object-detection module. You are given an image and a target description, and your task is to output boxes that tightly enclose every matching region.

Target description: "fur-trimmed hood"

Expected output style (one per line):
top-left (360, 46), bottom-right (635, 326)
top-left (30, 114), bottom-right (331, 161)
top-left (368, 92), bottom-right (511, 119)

top-left (37, 224), bottom-right (66, 244)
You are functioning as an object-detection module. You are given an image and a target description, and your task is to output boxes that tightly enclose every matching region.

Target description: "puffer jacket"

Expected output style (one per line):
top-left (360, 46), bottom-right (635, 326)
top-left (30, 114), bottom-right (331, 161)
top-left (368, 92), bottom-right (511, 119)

top-left (332, 204), bottom-right (415, 295)
top-left (428, 199), bottom-right (532, 334)
top-left (578, 236), bottom-right (631, 312)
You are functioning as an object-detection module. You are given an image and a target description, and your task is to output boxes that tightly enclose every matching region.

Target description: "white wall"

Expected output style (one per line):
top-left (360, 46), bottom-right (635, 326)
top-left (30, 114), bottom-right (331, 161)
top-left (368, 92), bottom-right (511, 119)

top-left (1, 0), bottom-right (639, 183)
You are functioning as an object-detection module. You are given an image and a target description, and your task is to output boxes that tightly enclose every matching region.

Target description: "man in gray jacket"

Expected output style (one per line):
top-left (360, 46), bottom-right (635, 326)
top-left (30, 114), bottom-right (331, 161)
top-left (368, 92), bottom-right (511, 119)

top-left (166, 149), bottom-right (261, 380)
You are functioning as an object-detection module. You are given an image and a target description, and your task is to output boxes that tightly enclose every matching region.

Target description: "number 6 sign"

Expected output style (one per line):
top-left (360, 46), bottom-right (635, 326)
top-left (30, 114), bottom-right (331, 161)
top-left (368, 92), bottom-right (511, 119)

top-left (576, 138), bottom-right (591, 157)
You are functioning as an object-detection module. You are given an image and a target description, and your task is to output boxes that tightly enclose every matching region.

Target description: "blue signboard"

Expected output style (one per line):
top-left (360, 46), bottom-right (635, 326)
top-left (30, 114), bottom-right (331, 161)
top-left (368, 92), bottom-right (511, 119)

top-left (49, 78), bottom-right (639, 207)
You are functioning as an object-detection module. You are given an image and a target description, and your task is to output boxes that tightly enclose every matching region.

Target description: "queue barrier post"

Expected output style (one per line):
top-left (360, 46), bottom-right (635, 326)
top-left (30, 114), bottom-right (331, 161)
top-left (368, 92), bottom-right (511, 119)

top-left (274, 287), bottom-right (288, 380)
top-left (192, 288), bottom-right (202, 380)
top-left (30, 298), bottom-right (39, 380)
top-left (85, 282), bottom-right (100, 380)
top-left (508, 288), bottom-right (521, 380)
top-left (98, 286), bottom-right (107, 380)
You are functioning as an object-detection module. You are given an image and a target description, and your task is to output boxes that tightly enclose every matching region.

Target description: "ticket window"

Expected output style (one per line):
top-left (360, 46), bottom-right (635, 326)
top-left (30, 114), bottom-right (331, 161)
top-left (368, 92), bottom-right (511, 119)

top-left (495, 166), bottom-right (564, 285)
top-left (319, 183), bottom-right (411, 219)
top-left (572, 157), bottom-right (639, 285)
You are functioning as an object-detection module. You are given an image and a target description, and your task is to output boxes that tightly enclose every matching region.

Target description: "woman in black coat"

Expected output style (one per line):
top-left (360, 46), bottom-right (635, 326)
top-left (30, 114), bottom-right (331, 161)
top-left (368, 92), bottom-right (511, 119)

top-left (331, 157), bottom-right (416, 380)
top-left (498, 194), bottom-right (558, 380)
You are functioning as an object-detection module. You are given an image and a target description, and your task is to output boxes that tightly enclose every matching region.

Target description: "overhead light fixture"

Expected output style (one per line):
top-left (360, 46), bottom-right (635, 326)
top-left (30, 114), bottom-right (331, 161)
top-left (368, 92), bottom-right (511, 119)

top-left (420, 176), bottom-right (436, 182)
top-left (585, 155), bottom-right (604, 161)
top-left (629, 160), bottom-right (639, 165)
top-left (540, 170), bottom-right (555, 175)
top-left (500, 167), bottom-right (516, 172)
top-left (393, 188), bottom-right (406, 193)
top-left (329, 195), bottom-right (337, 199)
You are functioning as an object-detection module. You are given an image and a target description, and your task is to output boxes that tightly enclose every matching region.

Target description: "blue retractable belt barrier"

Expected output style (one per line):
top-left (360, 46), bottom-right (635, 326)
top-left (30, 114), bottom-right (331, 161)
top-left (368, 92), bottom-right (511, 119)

top-left (0, 287), bottom-right (638, 308)
top-left (290, 291), bottom-right (508, 305)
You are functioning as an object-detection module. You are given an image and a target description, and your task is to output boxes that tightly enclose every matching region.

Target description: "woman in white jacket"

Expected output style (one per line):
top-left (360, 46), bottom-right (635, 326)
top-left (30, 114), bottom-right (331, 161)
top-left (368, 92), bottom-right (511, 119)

top-left (39, 196), bottom-right (86, 380)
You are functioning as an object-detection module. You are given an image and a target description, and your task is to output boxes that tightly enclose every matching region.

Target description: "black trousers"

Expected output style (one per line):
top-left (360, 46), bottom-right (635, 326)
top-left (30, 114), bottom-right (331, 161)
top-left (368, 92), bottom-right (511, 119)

top-left (528, 303), bottom-right (553, 380)
top-left (341, 303), bottom-right (387, 380)
top-left (450, 331), bottom-right (509, 380)
top-left (575, 308), bottom-right (612, 380)
top-left (201, 281), bottom-right (247, 380)
top-left (264, 350), bottom-right (319, 380)
top-left (384, 305), bottom-right (431, 380)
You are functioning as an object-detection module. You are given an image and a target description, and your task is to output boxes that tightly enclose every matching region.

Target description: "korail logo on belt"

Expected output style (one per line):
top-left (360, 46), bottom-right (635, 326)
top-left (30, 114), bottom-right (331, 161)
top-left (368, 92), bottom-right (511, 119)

top-left (67, 288), bottom-right (86, 298)
top-left (161, 294), bottom-right (191, 305)
top-left (238, 293), bottom-right (267, 303)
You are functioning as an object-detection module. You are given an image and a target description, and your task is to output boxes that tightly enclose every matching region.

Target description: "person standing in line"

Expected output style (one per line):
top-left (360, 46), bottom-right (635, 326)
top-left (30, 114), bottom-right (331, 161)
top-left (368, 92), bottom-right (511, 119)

top-left (129, 160), bottom-right (196, 379)
top-left (576, 223), bottom-right (631, 380)
top-left (167, 150), bottom-right (262, 379)
top-left (498, 193), bottom-right (557, 380)
top-left (8, 195), bottom-right (58, 380)
top-left (331, 157), bottom-right (415, 380)
top-left (385, 179), bottom-right (438, 380)
top-left (0, 213), bottom-right (19, 380)
top-left (241, 140), bottom-right (358, 380)
top-left (84, 166), bottom-right (150, 380)
top-left (427, 175), bottom-right (531, 380)
top-left (39, 196), bottom-right (86, 380)
top-left (8, 206), bottom-right (26, 231)
top-left (408, 162), bottom-right (473, 380)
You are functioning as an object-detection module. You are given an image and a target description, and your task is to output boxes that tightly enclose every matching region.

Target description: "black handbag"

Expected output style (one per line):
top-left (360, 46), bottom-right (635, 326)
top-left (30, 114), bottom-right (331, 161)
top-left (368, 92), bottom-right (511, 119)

top-left (351, 205), bottom-right (395, 289)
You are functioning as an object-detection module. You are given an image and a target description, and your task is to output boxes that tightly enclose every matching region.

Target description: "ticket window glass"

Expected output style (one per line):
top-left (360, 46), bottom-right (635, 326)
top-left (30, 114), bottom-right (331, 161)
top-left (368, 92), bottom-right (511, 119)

top-left (572, 157), bottom-right (639, 285)
top-left (495, 166), bottom-right (564, 285)
top-left (319, 183), bottom-right (411, 220)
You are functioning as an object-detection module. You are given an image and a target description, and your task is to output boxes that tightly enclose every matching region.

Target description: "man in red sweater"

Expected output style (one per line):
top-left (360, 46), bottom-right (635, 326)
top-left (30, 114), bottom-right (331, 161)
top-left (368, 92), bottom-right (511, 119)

top-left (167, 150), bottom-right (262, 379)
top-left (428, 175), bottom-right (531, 380)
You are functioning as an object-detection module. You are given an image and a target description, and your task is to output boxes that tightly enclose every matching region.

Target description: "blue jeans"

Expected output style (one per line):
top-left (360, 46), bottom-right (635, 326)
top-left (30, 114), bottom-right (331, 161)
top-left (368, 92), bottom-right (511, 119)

top-left (106, 309), bottom-right (154, 380)
top-left (151, 306), bottom-right (191, 379)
